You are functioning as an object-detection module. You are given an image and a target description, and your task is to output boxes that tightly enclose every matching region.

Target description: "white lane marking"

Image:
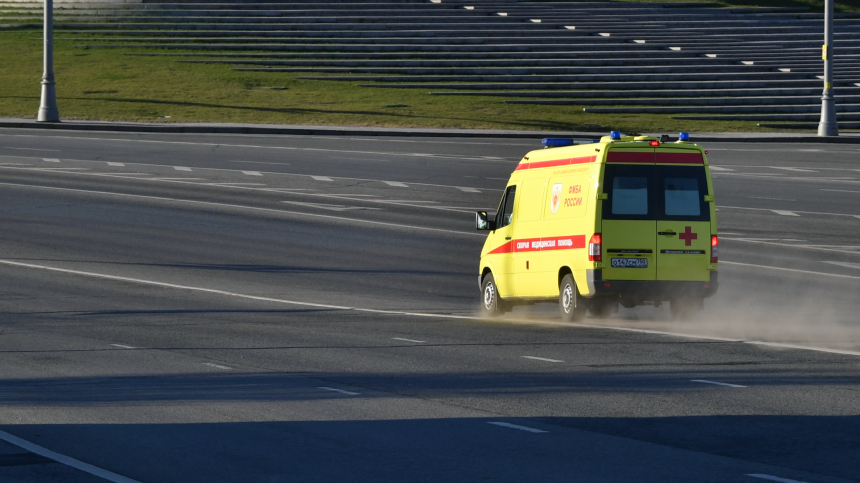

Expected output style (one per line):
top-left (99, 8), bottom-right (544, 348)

top-left (522, 356), bottom-right (564, 363)
top-left (280, 201), bottom-right (383, 212)
top-left (721, 260), bottom-right (860, 281)
top-left (5, 147), bottom-right (60, 151)
top-left (719, 205), bottom-right (859, 218)
top-left (205, 183), bottom-right (266, 187)
top-left (318, 386), bottom-right (360, 396)
top-left (392, 337), bottom-right (426, 343)
top-left (2, 259), bottom-right (860, 358)
top-left (708, 166), bottom-right (734, 172)
top-left (242, 171), bottom-right (262, 176)
top-left (771, 210), bottom-right (799, 216)
top-left (822, 189), bottom-right (860, 194)
top-left (746, 474), bottom-right (808, 483)
top-left (311, 175), bottom-right (333, 182)
top-left (203, 362), bottom-right (232, 370)
top-left (721, 237), bottom-right (860, 255)
top-left (150, 178), bottom-right (206, 181)
top-left (823, 261), bottom-right (860, 270)
top-left (107, 162), bottom-right (125, 167)
top-left (42, 158), bottom-right (60, 162)
top-left (691, 379), bottom-right (746, 388)
top-left (0, 429), bottom-right (141, 483)
top-left (110, 344), bottom-right (136, 349)
top-left (0, 182), bottom-right (482, 237)
top-left (457, 187), bottom-right (481, 193)
top-left (174, 166), bottom-right (192, 171)
top-left (770, 167), bottom-right (817, 173)
top-left (487, 422), bottom-right (548, 434)
top-left (383, 181), bottom-right (409, 187)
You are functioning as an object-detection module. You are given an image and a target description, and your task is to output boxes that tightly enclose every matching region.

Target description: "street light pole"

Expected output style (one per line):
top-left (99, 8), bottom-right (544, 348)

top-left (37, 0), bottom-right (59, 122)
top-left (818, 0), bottom-right (838, 136)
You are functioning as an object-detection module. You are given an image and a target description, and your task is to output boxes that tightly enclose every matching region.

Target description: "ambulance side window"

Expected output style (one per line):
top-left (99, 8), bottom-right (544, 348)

top-left (496, 185), bottom-right (517, 229)
top-left (602, 165), bottom-right (655, 220)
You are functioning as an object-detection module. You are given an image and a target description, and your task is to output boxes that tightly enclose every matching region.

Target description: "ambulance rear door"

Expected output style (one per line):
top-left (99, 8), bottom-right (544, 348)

top-left (654, 150), bottom-right (711, 281)
top-left (600, 149), bottom-right (657, 281)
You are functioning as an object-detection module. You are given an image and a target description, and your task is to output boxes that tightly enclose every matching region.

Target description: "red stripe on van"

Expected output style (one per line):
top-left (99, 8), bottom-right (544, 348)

top-left (606, 151), bottom-right (654, 163)
top-left (656, 152), bottom-right (704, 164)
top-left (515, 155), bottom-right (596, 171)
top-left (487, 235), bottom-right (586, 255)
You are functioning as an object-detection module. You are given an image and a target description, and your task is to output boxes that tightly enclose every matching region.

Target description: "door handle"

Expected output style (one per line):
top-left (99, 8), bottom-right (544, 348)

top-left (658, 231), bottom-right (676, 236)
top-left (505, 236), bottom-right (512, 240)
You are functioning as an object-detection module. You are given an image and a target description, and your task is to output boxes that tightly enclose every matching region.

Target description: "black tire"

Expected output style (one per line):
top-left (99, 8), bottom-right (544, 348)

top-left (481, 273), bottom-right (505, 317)
top-left (589, 299), bottom-right (617, 319)
top-left (559, 274), bottom-right (585, 322)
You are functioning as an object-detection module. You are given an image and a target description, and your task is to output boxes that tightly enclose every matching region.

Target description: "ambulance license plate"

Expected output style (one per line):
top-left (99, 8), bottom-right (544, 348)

top-left (611, 258), bottom-right (648, 268)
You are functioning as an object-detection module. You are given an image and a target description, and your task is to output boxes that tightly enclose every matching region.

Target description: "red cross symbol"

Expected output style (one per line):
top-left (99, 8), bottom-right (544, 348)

top-left (679, 226), bottom-right (698, 246)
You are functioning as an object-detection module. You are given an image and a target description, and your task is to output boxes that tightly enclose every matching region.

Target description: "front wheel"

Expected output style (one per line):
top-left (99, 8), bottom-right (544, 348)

top-left (481, 273), bottom-right (505, 317)
top-left (559, 274), bottom-right (585, 322)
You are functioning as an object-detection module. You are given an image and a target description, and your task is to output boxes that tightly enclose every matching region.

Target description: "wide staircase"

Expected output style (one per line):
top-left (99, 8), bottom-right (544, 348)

top-left (3, 0), bottom-right (859, 129)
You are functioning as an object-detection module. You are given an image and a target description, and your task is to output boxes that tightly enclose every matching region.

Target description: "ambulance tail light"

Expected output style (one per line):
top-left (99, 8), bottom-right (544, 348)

top-left (650, 140), bottom-right (660, 146)
top-left (710, 235), bottom-right (719, 263)
top-left (589, 233), bottom-right (602, 262)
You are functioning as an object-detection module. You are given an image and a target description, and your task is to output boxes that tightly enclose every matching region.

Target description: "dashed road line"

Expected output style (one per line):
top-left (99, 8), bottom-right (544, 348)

top-left (0, 429), bottom-right (142, 483)
top-left (521, 356), bottom-right (564, 363)
top-left (720, 205), bottom-right (858, 218)
top-left (823, 261), bottom-right (860, 270)
top-left (487, 422), bottom-right (548, 434)
top-left (392, 337), bottom-right (426, 343)
top-left (822, 188), bottom-right (860, 194)
top-left (770, 167), bottom-right (817, 173)
top-left (42, 158), bottom-right (60, 162)
top-left (707, 166), bottom-right (734, 172)
top-left (110, 344), bottom-right (136, 349)
top-left (383, 180), bottom-right (409, 187)
top-left (311, 175), bottom-right (333, 182)
top-left (721, 260), bottom-right (860, 280)
top-left (242, 170), bottom-right (262, 176)
top-left (318, 386), bottom-right (360, 396)
top-left (457, 187), bottom-right (481, 193)
top-left (771, 210), bottom-right (799, 216)
top-left (107, 162), bottom-right (125, 167)
top-left (174, 166), bottom-right (192, 171)
top-left (0, 182), bottom-right (481, 237)
top-left (746, 474), bottom-right (808, 483)
top-left (203, 362), bottom-right (232, 370)
top-left (691, 379), bottom-right (746, 388)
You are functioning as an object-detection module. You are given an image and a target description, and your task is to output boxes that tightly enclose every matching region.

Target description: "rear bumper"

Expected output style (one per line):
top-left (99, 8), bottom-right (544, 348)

top-left (588, 270), bottom-right (718, 300)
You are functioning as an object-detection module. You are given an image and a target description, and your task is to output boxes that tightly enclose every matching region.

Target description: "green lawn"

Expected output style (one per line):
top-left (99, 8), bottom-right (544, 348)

top-left (0, 18), bottom-right (845, 133)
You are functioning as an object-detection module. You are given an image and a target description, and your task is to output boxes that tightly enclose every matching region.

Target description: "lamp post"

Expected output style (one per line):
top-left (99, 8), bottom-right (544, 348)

top-left (37, 0), bottom-right (59, 122)
top-left (818, 0), bottom-right (837, 136)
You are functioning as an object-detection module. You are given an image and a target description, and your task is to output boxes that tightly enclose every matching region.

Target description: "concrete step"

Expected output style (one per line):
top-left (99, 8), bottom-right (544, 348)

top-left (507, 96), bottom-right (860, 106)
top-left (431, 87), bottom-right (860, 98)
top-left (674, 113), bottom-right (860, 121)
top-left (584, 104), bottom-right (860, 114)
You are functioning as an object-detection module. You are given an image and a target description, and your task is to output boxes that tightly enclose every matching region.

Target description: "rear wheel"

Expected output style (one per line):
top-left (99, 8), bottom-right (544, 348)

top-left (559, 274), bottom-right (585, 322)
top-left (481, 273), bottom-right (505, 317)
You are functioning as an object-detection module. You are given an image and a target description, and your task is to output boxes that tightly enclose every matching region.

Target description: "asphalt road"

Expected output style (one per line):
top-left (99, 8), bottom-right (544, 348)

top-left (0, 128), bottom-right (858, 483)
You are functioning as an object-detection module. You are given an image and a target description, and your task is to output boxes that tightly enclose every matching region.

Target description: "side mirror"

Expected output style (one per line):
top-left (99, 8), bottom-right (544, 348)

top-left (476, 211), bottom-right (495, 231)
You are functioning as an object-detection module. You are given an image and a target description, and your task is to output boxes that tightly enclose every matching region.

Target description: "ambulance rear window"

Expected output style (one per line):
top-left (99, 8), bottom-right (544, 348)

top-left (602, 165), bottom-right (654, 220)
top-left (657, 166), bottom-right (710, 222)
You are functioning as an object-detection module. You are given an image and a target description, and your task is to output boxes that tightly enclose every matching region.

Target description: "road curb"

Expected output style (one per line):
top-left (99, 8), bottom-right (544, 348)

top-left (2, 119), bottom-right (859, 143)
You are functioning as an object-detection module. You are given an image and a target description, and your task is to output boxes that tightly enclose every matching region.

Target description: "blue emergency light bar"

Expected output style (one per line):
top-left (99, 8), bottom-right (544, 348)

top-left (679, 132), bottom-right (690, 141)
top-left (610, 130), bottom-right (622, 140)
top-left (542, 138), bottom-right (601, 148)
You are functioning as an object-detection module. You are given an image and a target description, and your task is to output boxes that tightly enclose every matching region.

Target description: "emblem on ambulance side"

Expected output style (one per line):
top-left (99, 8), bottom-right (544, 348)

top-left (550, 183), bottom-right (563, 214)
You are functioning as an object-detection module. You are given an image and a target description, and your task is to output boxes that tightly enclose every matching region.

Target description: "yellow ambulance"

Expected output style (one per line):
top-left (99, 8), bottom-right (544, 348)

top-left (476, 132), bottom-right (718, 321)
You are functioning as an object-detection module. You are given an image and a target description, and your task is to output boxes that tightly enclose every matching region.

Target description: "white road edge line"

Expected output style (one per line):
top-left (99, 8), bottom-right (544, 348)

top-left (0, 429), bottom-right (142, 483)
top-left (203, 362), bottom-right (232, 370)
top-left (721, 261), bottom-right (860, 281)
top-left (691, 379), bottom-right (746, 388)
top-left (392, 337), bottom-right (426, 343)
top-left (1, 259), bottom-right (859, 358)
top-left (110, 344), bottom-right (136, 349)
top-left (487, 422), bottom-right (548, 434)
top-left (318, 386), bottom-right (360, 396)
top-left (746, 474), bottom-right (808, 483)
top-left (0, 182), bottom-right (482, 238)
top-left (521, 356), bottom-right (564, 363)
